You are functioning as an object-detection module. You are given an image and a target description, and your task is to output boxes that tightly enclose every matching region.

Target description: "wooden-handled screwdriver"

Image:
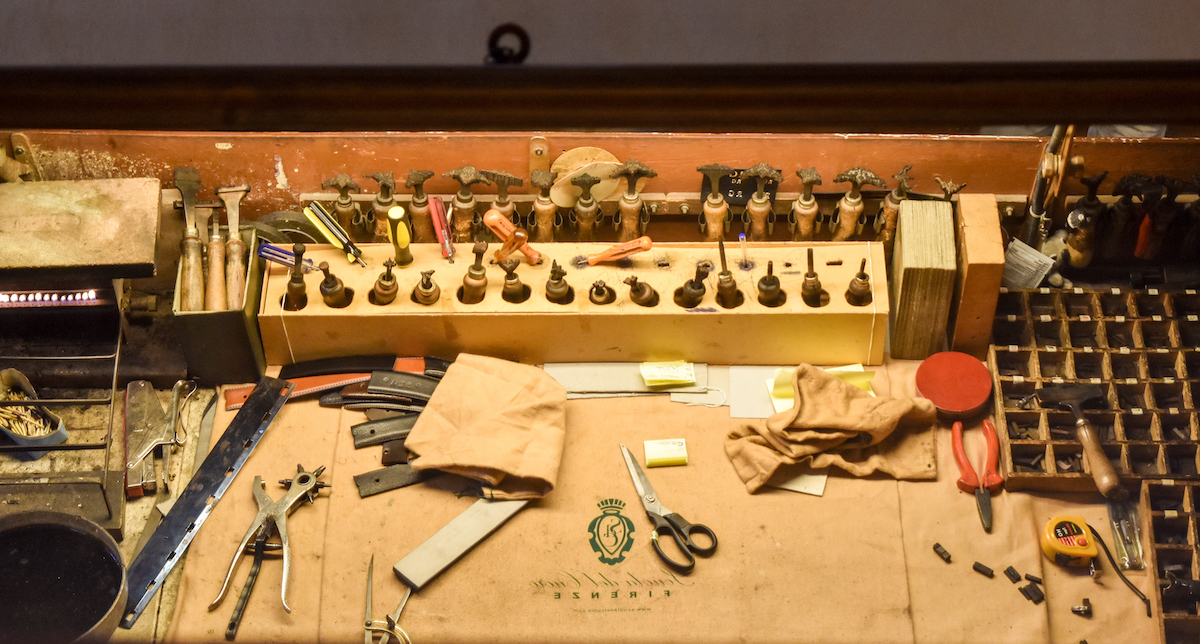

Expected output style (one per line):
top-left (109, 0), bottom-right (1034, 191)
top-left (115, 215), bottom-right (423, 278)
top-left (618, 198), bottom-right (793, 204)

top-left (204, 201), bottom-right (227, 311)
top-left (217, 185), bottom-right (251, 310)
top-left (174, 167), bottom-right (205, 312)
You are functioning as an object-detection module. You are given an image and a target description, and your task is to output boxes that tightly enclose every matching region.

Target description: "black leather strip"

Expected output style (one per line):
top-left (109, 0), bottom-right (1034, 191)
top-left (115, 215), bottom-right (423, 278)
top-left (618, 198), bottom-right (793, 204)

top-left (279, 354), bottom-right (397, 380)
top-left (354, 464), bottom-right (430, 498)
top-left (367, 371), bottom-right (439, 402)
top-left (381, 439), bottom-right (409, 466)
top-left (424, 357), bottom-right (453, 379)
top-left (351, 414), bottom-right (418, 449)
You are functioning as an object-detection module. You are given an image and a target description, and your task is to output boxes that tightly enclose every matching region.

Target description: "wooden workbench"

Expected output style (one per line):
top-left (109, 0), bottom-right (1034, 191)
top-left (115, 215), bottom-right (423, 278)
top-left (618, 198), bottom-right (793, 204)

top-left (152, 360), bottom-right (1156, 644)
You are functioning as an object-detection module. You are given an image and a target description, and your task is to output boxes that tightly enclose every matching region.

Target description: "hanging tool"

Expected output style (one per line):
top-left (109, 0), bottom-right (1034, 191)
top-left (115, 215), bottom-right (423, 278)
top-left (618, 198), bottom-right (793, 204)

top-left (832, 167), bottom-right (886, 242)
top-left (611, 159), bottom-right (657, 241)
top-left (698, 164), bottom-right (734, 241)
top-left (175, 167), bottom-right (205, 312)
top-left (740, 163), bottom-right (782, 241)
top-left (459, 241), bottom-right (489, 304)
top-left (1020, 125), bottom-right (1072, 249)
top-left (571, 173), bottom-right (601, 241)
top-left (386, 206), bottom-right (414, 267)
top-left (915, 351), bottom-right (1003, 532)
top-left (620, 444), bottom-right (717, 574)
top-left (1039, 515), bottom-right (1152, 617)
top-left (529, 169), bottom-right (559, 243)
top-left (757, 260), bottom-right (784, 307)
top-left (284, 243), bottom-right (308, 311)
top-left (482, 208), bottom-right (541, 264)
top-left (124, 380), bottom-right (197, 497)
top-left (480, 169), bottom-right (523, 226)
top-left (412, 270), bottom-right (440, 305)
top-left (714, 238), bottom-right (744, 309)
top-left (364, 555), bottom-right (412, 644)
top-left (210, 464), bottom-right (330, 637)
top-left (586, 236), bottom-right (652, 265)
top-left (800, 248), bottom-right (825, 308)
top-left (319, 261), bottom-right (354, 308)
top-left (366, 172), bottom-right (398, 241)
top-left (444, 166), bottom-right (491, 243)
top-left (405, 170), bottom-right (436, 242)
top-left (876, 166), bottom-right (911, 262)
top-left (844, 259), bottom-right (873, 306)
top-left (544, 260), bottom-right (573, 304)
top-left (122, 378), bottom-right (295, 629)
top-left (623, 276), bottom-right (659, 307)
top-left (674, 264), bottom-right (709, 308)
top-left (322, 174), bottom-right (367, 241)
top-left (303, 201), bottom-right (367, 267)
top-left (205, 192), bottom-right (228, 311)
top-left (790, 168), bottom-right (822, 241)
top-left (1035, 384), bottom-right (1123, 498)
top-left (216, 185), bottom-right (251, 310)
top-left (372, 259), bottom-right (399, 306)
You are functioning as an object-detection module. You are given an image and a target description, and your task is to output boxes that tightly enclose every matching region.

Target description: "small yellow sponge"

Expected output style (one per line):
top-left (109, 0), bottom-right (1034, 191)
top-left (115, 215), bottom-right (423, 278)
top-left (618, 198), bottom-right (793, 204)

top-left (644, 438), bottom-right (688, 467)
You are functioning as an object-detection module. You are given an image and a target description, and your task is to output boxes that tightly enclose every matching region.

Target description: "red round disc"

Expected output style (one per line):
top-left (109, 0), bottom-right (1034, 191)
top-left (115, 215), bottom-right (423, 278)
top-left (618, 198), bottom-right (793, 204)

top-left (914, 351), bottom-right (994, 419)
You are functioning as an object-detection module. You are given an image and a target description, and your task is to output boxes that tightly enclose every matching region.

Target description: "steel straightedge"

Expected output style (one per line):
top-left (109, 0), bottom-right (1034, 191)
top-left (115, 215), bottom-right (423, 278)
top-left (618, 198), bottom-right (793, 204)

top-left (119, 376), bottom-right (294, 629)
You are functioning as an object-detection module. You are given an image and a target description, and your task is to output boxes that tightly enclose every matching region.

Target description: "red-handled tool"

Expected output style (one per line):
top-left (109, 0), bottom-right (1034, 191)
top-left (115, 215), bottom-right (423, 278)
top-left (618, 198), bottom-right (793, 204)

top-left (916, 351), bottom-right (1003, 533)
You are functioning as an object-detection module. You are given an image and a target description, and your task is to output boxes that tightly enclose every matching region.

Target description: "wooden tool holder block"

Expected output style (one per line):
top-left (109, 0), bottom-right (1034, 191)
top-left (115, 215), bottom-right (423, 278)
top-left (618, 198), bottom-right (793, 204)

top-left (990, 287), bottom-right (1200, 492)
top-left (258, 241), bottom-right (887, 366)
top-left (1142, 480), bottom-right (1200, 643)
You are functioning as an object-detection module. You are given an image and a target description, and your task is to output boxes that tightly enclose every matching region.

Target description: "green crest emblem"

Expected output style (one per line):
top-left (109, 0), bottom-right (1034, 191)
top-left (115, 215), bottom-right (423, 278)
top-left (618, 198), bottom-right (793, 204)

top-left (588, 498), bottom-right (635, 565)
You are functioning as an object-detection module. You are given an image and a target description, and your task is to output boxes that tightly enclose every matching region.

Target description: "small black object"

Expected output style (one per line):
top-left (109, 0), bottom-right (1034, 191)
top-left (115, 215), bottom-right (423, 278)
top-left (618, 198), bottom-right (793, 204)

top-left (1024, 573), bottom-right (1042, 585)
top-left (973, 562), bottom-right (994, 578)
top-left (933, 543), bottom-right (951, 563)
top-left (485, 23), bottom-right (530, 65)
top-left (1021, 582), bottom-right (1045, 604)
top-left (1004, 566), bottom-right (1021, 583)
top-left (757, 260), bottom-right (785, 307)
top-left (589, 280), bottom-right (616, 305)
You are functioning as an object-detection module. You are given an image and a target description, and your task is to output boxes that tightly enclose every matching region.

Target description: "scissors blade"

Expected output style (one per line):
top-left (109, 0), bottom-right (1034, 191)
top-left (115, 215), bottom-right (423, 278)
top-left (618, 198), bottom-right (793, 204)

top-left (620, 444), bottom-right (667, 516)
top-left (364, 555), bottom-right (375, 644)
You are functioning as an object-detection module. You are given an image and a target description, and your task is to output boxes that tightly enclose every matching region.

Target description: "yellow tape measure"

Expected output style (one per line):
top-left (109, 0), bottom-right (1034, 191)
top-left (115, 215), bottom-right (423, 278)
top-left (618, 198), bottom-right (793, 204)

top-left (1039, 515), bottom-right (1099, 568)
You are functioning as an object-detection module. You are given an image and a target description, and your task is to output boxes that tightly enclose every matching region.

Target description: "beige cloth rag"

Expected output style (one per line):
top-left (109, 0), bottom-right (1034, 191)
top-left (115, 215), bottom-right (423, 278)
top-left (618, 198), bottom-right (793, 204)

top-left (726, 364), bottom-right (938, 492)
top-left (406, 353), bottom-right (567, 500)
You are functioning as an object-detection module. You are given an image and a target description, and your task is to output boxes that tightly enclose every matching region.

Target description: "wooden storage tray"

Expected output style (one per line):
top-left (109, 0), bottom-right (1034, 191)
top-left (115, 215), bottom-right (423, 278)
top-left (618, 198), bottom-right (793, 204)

top-left (1142, 480), bottom-right (1200, 643)
top-left (258, 241), bottom-right (888, 366)
top-left (991, 287), bottom-right (1200, 492)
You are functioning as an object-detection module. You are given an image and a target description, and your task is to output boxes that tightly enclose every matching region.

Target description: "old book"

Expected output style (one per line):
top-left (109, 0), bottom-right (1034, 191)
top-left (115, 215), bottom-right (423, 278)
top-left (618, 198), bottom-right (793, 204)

top-left (890, 200), bottom-right (957, 359)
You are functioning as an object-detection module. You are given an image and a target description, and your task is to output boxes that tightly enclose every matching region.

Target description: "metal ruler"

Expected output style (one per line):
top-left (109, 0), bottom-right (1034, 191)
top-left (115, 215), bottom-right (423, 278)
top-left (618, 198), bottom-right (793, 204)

top-left (120, 377), bottom-right (294, 629)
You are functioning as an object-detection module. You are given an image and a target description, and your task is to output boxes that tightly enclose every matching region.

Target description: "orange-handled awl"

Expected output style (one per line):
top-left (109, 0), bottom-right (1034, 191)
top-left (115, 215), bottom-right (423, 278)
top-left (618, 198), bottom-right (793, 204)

top-left (482, 208), bottom-right (541, 264)
top-left (586, 236), bottom-right (652, 265)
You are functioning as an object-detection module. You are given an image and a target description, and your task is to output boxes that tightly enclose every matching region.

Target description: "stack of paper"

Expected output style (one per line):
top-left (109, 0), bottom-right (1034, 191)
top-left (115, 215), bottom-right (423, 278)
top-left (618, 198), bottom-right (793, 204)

top-left (890, 200), bottom-right (957, 359)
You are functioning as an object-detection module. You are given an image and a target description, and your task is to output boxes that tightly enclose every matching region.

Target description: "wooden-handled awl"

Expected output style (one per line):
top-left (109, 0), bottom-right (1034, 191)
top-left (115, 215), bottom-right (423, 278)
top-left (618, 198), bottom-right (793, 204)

top-left (174, 167), bottom-right (205, 312)
top-left (217, 185), bottom-right (251, 310)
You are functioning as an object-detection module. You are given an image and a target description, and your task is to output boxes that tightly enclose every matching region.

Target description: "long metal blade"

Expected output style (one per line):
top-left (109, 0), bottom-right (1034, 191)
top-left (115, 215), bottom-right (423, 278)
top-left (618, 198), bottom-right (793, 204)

top-left (620, 444), bottom-right (665, 515)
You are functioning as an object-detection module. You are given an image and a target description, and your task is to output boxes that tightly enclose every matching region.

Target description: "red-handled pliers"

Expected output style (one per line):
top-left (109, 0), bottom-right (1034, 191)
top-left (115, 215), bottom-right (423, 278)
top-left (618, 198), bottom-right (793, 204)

top-left (952, 418), bottom-right (1004, 533)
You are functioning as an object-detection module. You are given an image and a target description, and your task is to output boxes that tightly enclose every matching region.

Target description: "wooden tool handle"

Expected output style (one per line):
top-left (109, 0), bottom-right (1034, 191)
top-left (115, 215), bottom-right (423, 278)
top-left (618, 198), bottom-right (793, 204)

top-left (225, 237), bottom-right (247, 310)
top-left (791, 200), bottom-right (819, 241)
top-left (1077, 418), bottom-right (1121, 497)
top-left (702, 200), bottom-right (726, 242)
top-left (833, 199), bottom-right (863, 242)
top-left (878, 199), bottom-right (900, 262)
top-left (179, 235), bottom-right (205, 312)
top-left (575, 203), bottom-right (598, 242)
top-left (532, 199), bottom-right (556, 243)
top-left (745, 199), bottom-right (770, 241)
top-left (618, 198), bottom-right (641, 242)
top-left (408, 201), bottom-right (435, 242)
top-left (205, 238), bottom-right (227, 311)
top-left (452, 201), bottom-right (474, 243)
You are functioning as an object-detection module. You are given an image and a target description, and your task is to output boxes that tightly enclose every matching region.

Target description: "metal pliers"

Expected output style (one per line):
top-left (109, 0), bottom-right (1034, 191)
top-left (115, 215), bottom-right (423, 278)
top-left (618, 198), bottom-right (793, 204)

top-left (209, 464), bottom-right (329, 639)
top-left (952, 419), bottom-right (1003, 532)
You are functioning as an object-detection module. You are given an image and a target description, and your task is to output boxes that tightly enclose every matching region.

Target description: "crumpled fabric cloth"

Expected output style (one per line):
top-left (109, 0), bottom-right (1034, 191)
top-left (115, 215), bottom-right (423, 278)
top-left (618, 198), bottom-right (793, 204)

top-left (406, 354), bottom-right (567, 500)
top-left (725, 364), bottom-right (938, 492)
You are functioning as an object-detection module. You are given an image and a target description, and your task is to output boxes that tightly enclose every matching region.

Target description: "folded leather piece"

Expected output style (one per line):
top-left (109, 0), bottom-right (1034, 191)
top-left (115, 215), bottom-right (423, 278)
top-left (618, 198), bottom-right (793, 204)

top-left (725, 363), bottom-right (938, 492)
top-left (406, 354), bottom-right (567, 500)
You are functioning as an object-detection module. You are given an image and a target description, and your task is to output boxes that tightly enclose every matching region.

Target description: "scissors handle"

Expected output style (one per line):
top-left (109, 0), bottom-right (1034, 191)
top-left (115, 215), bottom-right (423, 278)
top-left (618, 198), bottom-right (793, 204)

top-left (664, 513), bottom-right (718, 557)
top-left (650, 513), bottom-right (696, 574)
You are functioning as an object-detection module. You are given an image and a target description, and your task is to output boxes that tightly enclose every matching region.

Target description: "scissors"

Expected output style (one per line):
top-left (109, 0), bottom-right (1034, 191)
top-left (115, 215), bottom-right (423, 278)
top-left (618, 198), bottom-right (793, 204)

top-left (620, 444), bottom-right (717, 574)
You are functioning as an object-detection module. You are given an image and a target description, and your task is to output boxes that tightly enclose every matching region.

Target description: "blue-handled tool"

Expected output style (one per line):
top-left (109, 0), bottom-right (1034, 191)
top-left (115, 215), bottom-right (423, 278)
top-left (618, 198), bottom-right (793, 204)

top-left (257, 244), bottom-right (317, 272)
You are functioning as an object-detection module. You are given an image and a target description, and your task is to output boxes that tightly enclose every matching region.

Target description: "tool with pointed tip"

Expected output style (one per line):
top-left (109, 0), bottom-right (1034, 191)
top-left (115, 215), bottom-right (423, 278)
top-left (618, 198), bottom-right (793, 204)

top-left (740, 163), bottom-right (782, 241)
top-left (372, 259), bottom-right (399, 305)
top-left (623, 276), bottom-right (659, 307)
top-left (366, 172), bottom-right (398, 241)
top-left (544, 260), bottom-right (573, 304)
top-left (175, 167), bottom-right (205, 312)
top-left (611, 159), bottom-right (657, 241)
top-left (1035, 384), bottom-right (1123, 498)
top-left (319, 261), bottom-right (353, 308)
top-left (698, 164), bottom-right (734, 241)
top-left (790, 168), bottom-right (822, 241)
top-left (1101, 173), bottom-right (1151, 260)
top-left (303, 201), bottom-right (367, 267)
top-left (571, 172), bottom-right (602, 241)
top-left (216, 185), bottom-right (251, 310)
top-left (832, 167), bottom-right (886, 241)
top-left (445, 166), bottom-right (491, 243)
top-left (714, 238), bottom-right (744, 309)
top-left (915, 351), bottom-right (1002, 533)
top-left (480, 169), bottom-right (524, 225)
top-left (800, 248), bottom-right (825, 307)
top-left (405, 169), bottom-right (436, 242)
top-left (459, 241), bottom-right (489, 304)
top-left (529, 169), bottom-right (559, 243)
top-left (386, 206), bottom-right (414, 267)
top-left (209, 465), bottom-right (330, 625)
top-left (877, 166), bottom-right (911, 262)
top-left (322, 174), bottom-right (366, 240)
top-left (499, 258), bottom-right (529, 303)
top-left (586, 236), bottom-right (652, 265)
top-left (429, 196), bottom-right (454, 259)
top-left (844, 259), bottom-right (873, 306)
top-left (757, 260), bottom-right (784, 306)
top-left (935, 176), bottom-right (966, 202)
top-left (674, 265), bottom-right (710, 308)
top-left (482, 208), bottom-right (541, 264)
top-left (412, 269), bottom-right (440, 305)
top-left (284, 243), bottom-right (308, 311)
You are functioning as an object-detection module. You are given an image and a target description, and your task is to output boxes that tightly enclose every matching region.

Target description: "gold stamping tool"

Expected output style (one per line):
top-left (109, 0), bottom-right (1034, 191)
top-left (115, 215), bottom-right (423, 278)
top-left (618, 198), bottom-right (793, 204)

top-left (610, 158), bottom-right (657, 242)
top-left (444, 166), bottom-right (490, 243)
